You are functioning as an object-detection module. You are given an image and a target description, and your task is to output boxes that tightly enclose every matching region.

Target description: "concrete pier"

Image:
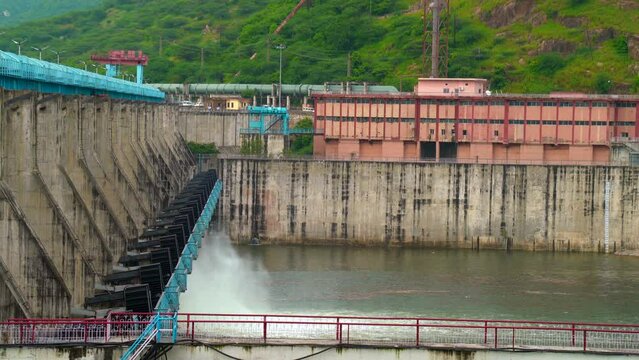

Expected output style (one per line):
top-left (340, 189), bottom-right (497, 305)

top-left (0, 90), bottom-right (195, 319)
top-left (221, 158), bottom-right (639, 253)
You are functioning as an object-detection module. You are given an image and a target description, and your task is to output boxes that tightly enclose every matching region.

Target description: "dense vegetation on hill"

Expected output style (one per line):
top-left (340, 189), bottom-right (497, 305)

top-left (0, 0), bottom-right (637, 94)
top-left (0, 0), bottom-right (100, 27)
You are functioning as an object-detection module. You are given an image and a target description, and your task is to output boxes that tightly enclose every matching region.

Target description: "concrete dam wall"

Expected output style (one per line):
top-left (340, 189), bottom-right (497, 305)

top-left (177, 110), bottom-right (248, 147)
top-left (0, 90), bottom-right (194, 319)
top-left (221, 158), bottom-right (639, 253)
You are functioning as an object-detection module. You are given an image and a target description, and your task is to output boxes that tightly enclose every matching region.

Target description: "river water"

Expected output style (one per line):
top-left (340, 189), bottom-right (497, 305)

top-left (182, 233), bottom-right (639, 324)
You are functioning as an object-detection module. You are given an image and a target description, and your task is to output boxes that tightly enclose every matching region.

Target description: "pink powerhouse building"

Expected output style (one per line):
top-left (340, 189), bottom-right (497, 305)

top-left (312, 78), bottom-right (639, 162)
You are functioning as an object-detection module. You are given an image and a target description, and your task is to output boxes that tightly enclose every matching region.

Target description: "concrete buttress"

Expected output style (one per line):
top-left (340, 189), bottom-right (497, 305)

top-left (0, 90), bottom-right (195, 318)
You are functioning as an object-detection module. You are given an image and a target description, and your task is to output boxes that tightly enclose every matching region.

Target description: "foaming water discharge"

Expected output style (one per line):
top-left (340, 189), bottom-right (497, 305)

top-left (180, 231), bottom-right (271, 313)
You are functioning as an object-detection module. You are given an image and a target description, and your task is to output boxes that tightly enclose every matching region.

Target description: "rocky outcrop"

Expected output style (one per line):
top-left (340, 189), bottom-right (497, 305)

top-left (585, 28), bottom-right (616, 44)
top-left (480, 0), bottom-right (535, 28)
top-left (629, 35), bottom-right (639, 60)
top-left (538, 39), bottom-right (576, 54)
top-left (559, 16), bottom-right (586, 28)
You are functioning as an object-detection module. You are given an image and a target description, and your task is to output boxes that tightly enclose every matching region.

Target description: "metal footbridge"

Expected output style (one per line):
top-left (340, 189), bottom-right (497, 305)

top-left (0, 50), bottom-right (164, 102)
top-left (118, 175), bottom-right (223, 360)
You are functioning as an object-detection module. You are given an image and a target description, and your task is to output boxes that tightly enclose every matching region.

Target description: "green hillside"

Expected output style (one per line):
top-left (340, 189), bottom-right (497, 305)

top-left (0, 0), bottom-right (637, 94)
top-left (0, 0), bottom-right (100, 27)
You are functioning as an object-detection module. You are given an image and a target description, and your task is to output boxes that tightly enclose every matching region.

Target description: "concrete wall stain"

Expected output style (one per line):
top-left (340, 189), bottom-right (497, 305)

top-left (0, 90), bottom-right (195, 318)
top-left (222, 159), bottom-right (639, 253)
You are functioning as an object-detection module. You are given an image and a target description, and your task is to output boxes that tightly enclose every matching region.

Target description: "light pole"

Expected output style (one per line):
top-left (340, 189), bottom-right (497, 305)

top-left (77, 60), bottom-right (87, 71)
top-left (91, 64), bottom-right (100, 74)
top-left (49, 49), bottom-right (65, 64)
top-left (31, 46), bottom-right (49, 60)
top-left (11, 38), bottom-right (27, 55)
top-left (275, 44), bottom-right (286, 108)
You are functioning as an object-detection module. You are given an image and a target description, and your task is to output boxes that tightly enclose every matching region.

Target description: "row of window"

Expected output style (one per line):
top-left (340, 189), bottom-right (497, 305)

top-left (320, 117), bottom-right (637, 127)
top-left (322, 100), bottom-right (634, 107)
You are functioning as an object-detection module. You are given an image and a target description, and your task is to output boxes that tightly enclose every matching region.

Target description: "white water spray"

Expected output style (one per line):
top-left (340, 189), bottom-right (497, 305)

top-left (180, 231), bottom-right (271, 313)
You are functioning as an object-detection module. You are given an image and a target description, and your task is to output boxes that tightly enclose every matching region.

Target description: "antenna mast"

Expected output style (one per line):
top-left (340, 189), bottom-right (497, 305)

top-left (422, 0), bottom-right (449, 78)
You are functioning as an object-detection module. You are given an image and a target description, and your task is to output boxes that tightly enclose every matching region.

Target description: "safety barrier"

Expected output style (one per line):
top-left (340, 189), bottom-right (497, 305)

top-left (118, 179), bottom-right (223, 359)
top-left (218, 153), bottom-right (636, 167)
top-left (2, 313), bottom-right (639, 354)
top-left (0, 50), bottom-right (164, 102)
top-left (154, 179), bottom-right (223, 314)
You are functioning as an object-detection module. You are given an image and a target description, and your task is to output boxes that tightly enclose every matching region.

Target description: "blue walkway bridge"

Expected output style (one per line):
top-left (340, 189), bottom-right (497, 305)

top-left (121, 178), bottom-right (223, 360)
top-left (240, 106), bottom-right (314, 135)
top-left (0, 50), bottom-right (164, 102)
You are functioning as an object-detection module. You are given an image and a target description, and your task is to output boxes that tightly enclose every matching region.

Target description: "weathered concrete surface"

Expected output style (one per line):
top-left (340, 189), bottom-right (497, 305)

top-left (2, 346), bottom-right (635, 360)
top-left (0, 347), bottom-right (123, 359)
top-left (0, 90), bottom-right (195, 319)
top-left (177, 110), bottom-right (247, 147)
top-left (221, 159), bottom-right (639, 253)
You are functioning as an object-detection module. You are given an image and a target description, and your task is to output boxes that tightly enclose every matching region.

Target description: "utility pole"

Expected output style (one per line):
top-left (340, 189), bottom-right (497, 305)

top-left (431, 0), bottom-right (441, 78)
top-left (31, 45), bottom-right (49, 60)
top-left (422, 0), bottom-right (449, 77)
top-left (276, 44), bottom-right (286, 108)
top-left (422, 0), bottom-right (427, 76)
top-left (49, 49), bottom-right (65, 64)
top-left (11, 38), bottom-right (27, 56)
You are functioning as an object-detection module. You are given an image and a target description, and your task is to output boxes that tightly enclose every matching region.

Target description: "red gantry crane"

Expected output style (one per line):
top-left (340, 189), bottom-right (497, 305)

top-left (91, 50), bottom-right (149, 84)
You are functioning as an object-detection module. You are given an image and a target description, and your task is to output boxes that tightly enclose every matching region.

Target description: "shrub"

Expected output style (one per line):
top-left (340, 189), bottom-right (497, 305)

top-left (529, 53), bottom-right (566, 77)
top-left (594, 73), bottom-right (612, 94)
top-left (187, 142), bottom-right (219, 154)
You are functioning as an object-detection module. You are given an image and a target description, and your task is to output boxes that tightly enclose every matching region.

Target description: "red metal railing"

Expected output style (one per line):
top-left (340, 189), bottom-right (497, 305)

top-left (1, 313), bottom-right (639, 354)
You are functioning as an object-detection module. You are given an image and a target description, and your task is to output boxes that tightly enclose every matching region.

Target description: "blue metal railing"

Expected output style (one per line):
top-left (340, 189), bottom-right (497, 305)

top-left (120, 316), bottom-right (159, 360)
top-left (120, 179), bottom-right (222, 360)
top-left (154, 179), bottom-right (222, 315)
top-left (0, 50), bottom-right (164, 102)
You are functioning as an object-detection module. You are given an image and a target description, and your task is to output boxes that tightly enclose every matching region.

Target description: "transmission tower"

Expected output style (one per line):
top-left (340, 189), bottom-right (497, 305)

top-left (422, 0), bottom-right (449, 78)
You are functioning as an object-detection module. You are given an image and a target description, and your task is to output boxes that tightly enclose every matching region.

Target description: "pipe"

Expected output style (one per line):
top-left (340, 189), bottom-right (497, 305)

top-left (150, 83), bottom-right (399, 96)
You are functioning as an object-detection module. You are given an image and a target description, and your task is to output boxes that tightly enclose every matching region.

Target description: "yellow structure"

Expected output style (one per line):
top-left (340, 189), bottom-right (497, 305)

top-left (205, 95), bottom-right (250, 111)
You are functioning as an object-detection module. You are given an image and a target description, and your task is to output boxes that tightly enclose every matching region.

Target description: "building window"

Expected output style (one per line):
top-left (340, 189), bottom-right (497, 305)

top-left (494, 130), bottom-right (499, 137)
top-left (622, 132), bottom-right (629, 137)
top-left (462, 129), bottom-right (468, 136)
top-left (443, 88), bottom-right (450, 93)
top-left (441, 129), bottom-right (446, 136)
top-left (429, 129), bottom-right (435, 135)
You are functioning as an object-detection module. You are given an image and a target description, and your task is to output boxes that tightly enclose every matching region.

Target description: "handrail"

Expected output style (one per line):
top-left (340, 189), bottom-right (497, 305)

top-left (216, 154), bottom-right (637, 167)
top-left (3, 313), bottom-right (639, 354)
top-left (0, 50), bottom-right (164, 102)
top-left (120, 315), bottom-right (160, 360)
top-left (154, 179), bottom-right (223, 314)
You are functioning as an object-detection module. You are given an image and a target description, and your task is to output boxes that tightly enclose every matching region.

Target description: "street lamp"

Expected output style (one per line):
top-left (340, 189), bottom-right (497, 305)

top-left (49, 49), bottom-right (65, 64)
top-left (275, 44), bottom-right (286, 108)
top-left (31, 45), bottom-right (49, 60)
top-left (77, 60), bottom-right (87, 71)
top-left (11, 38), bottom-right (27, 55)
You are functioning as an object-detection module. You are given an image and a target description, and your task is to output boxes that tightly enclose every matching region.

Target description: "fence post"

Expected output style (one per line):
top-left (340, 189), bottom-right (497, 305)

top-left (186, 314), bottom-right (191, 338)
top-left (583, 331), bottom-right (587, 351)
top-left (494, 328), bottom-right (498, 349)
top-left (31, 324), bottom-right (35, 344)
top-left (484, 321), bottom-right (488, 344)
top-left (416, 319), bottom-right (420, 347)
top-left (84, 323), bottom-right (88, 343)
top-left (511, 328), bottom-right (515, 350)
top-left (263, 316), bottom-right (267, 343)
top-left (191, 320), bottom-right (195, 341)
top-left (336, 317), bottom-right (340, 341)
top-left (571, 324), bottom-right (575, 346)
